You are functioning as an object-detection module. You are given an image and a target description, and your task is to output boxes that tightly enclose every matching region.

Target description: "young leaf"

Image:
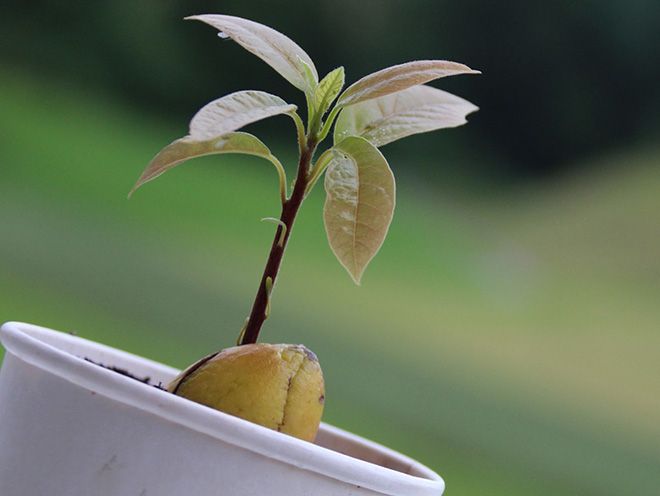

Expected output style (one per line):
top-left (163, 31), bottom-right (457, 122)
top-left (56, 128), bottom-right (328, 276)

top-left (323, 136), bottom-right (395, 284)
top-left (130, 132), bottom-right (273, 195)
top-left (337, 60), bottom-right (479, 107)
top-left (314, 67), bottom-right (345, 117)
top-left (299, 58), bottom-right (319, 96)
top-left (187, 14), bottom-right (318, 93)
top-left (334, 85), bottom-right (478, 146)
top-left (189, 90), bottom-right (296, 140)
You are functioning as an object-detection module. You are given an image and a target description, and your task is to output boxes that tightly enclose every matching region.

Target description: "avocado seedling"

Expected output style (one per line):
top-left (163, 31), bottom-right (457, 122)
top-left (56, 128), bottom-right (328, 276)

top-left (131, 14), bottom-right (479, 442)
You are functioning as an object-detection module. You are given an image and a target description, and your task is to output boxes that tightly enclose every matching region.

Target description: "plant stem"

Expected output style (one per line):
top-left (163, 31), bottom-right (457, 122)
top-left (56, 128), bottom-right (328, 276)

top-left (239, 137), bottom-right (318, 345)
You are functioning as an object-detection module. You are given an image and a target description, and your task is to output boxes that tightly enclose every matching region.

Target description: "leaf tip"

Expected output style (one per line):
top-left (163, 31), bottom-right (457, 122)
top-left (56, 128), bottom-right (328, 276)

top-left (127, 182), bottom-right (141, 199)
top-left (184, 14), bottom-right (220, 27)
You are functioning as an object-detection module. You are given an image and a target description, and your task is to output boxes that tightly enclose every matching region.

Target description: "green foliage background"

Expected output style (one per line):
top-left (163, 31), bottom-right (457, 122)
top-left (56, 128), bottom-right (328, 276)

top-left (1, 2), bottom-right (659, 495)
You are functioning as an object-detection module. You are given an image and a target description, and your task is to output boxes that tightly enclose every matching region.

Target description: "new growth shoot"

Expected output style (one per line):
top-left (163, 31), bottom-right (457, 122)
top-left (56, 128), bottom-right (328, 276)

top-left (131, 14), bottom-right (480, 347)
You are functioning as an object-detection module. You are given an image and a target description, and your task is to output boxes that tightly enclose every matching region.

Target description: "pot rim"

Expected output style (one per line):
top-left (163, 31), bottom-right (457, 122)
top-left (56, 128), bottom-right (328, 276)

top-left (0, 321), bottom-right (444, 496)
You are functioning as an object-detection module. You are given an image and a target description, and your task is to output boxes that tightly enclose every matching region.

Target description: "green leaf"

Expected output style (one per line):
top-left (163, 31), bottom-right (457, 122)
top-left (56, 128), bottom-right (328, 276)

top-left (299, 58), bottom-right (319, 96)
top-left (187, 14), bottom-right (318, 93)
top-left (314, 67), bottom-right (345, 117)
top-left (334, 85), bottom-right (478, 146)
top-left (189, 90), bottom-right (296, 140)
top-left (323, 136), bottom-right (396, 284)
top-left (337, 60), bottom-right (479, 107)
top-left (130, 132), bottom-right (272, 195)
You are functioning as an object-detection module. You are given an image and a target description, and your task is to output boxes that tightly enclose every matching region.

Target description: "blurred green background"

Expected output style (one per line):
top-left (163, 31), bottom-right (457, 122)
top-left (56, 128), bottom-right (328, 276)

top-left (1, 2), bottom-right (659, 495)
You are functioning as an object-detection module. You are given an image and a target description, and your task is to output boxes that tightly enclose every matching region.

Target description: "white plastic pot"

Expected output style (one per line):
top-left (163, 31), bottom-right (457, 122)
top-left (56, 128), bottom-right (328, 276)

top-left (0, 321), bottom-right (445, 496)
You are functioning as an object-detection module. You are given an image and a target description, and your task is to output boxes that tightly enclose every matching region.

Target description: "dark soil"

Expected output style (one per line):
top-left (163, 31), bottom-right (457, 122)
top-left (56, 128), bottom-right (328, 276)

top-left (84, 357), bottom-right (167, 391)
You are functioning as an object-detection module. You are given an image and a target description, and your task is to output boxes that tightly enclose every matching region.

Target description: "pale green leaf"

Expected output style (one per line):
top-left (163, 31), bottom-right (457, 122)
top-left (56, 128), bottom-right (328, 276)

top-left (187, 14), bottom-right (318, 93)
top-left (334, 85), bottom-right (478, 146)
top-left (299, 58), bottom-right (319, 96)
top-left (189, 90), bottom-right (296, 140)
top-left (337, 60), bottom-right (479, 107)
top-left (130, 132), bottom-right (272, 195)
top-left (314, 67), bottom-right (345, 117)
top-left (323, 136), bottom-right (396, 284)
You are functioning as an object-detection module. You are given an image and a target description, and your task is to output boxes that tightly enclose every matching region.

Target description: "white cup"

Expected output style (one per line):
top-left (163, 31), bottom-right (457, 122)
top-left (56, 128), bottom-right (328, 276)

top-left (0, 321), bottom-right (445, 496)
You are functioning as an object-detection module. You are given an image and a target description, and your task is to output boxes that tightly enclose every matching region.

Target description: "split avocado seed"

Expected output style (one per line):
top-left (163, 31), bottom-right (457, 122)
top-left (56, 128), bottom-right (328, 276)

top-left (168, 344), bottom-right (325, 442)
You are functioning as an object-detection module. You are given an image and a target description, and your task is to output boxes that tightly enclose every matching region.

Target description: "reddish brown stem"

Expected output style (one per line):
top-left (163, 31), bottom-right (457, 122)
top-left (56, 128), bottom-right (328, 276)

top-left (239, 138), bottom-right (317, 345)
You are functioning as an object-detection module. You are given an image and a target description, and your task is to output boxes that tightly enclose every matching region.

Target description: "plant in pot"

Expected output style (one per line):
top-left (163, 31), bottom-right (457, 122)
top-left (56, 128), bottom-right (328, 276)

top-left (0, 13), bottom-right (478, 496)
